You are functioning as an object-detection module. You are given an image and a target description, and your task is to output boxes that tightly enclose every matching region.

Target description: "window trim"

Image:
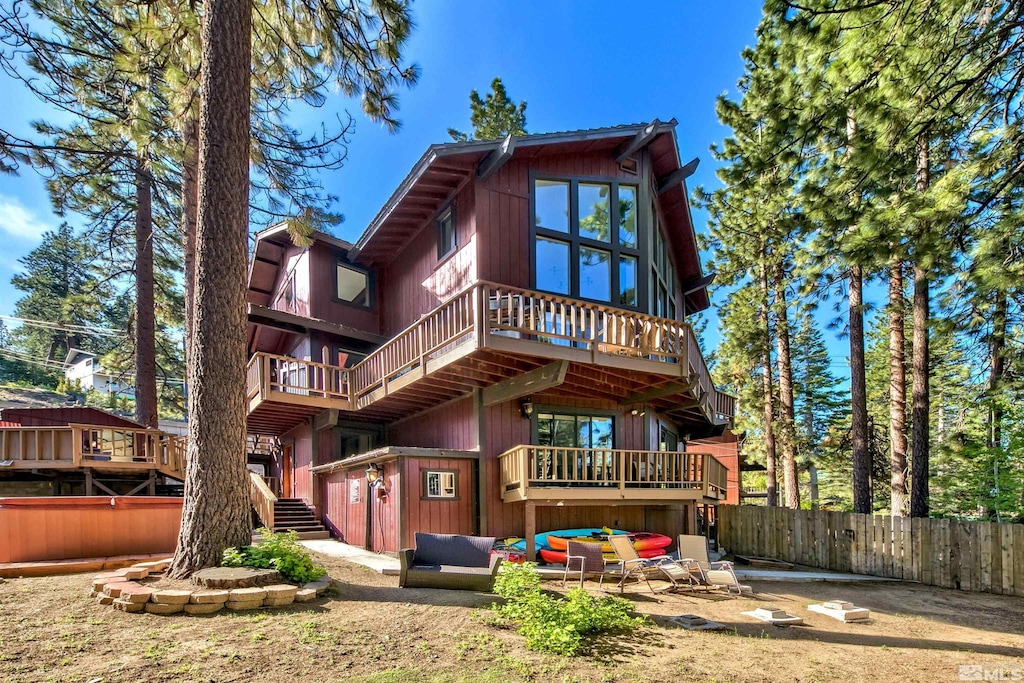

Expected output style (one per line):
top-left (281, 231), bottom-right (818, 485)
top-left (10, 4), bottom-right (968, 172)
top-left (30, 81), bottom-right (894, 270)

top-left (332, 256), bottom-right (375, 311)
top-left (422, 469), bottom-right (459, 500)
top-left (649, 193), bottom-right (679, 320)
top-left (529, 171), bottom-right (647, 312)
top-left (436, 204), bottom-right (457, 261)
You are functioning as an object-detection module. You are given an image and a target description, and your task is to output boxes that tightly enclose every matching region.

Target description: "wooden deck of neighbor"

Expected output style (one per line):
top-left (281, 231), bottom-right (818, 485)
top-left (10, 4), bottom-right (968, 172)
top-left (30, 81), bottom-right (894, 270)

top-left (0, 424), bottom-right (187, 482)
top-left (246, 281), bottom-right (737, 434)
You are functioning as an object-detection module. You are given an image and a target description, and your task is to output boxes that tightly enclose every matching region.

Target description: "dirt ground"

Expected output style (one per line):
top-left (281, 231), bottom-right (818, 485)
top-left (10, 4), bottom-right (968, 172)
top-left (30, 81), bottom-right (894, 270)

top-left (1, 553), bottom-right (1023, 683)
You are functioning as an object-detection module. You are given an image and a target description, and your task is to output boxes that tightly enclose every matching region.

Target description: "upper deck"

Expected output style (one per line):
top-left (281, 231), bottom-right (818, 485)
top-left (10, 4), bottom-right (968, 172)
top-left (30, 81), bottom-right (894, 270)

top-left (246, 281), bottom-right (735, 434)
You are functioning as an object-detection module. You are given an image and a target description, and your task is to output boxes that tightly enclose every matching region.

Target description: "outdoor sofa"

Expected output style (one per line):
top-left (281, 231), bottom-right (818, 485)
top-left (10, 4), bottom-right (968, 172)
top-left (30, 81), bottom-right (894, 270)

top-left (399, 532), bottom-right (503, 591)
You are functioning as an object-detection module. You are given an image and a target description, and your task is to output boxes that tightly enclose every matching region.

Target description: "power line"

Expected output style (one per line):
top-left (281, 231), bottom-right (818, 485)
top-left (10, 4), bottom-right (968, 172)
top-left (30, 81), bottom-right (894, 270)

top-left (0, 314), bottom-right (124, 338)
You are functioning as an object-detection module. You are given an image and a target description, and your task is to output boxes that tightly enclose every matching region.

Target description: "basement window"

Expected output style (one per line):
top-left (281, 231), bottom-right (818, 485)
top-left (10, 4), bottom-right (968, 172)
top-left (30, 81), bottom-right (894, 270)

top-left (424, 470), bottom-right (457, 499)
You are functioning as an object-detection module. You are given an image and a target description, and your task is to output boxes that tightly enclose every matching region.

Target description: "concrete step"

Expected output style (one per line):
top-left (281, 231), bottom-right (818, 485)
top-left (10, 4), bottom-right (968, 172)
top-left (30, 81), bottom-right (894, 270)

top-left (292, 530), bottom-right (331, 540)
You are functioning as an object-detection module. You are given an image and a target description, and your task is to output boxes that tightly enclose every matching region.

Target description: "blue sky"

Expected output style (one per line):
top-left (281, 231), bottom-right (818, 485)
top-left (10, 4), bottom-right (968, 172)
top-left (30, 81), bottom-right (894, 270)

top-left (0, 1), bottom-right (860, 375)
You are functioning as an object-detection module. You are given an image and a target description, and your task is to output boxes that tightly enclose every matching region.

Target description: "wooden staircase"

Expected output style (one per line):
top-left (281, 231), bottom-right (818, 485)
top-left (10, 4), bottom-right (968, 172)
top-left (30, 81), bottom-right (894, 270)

top-left (272, 498), bottom-right (330, 540)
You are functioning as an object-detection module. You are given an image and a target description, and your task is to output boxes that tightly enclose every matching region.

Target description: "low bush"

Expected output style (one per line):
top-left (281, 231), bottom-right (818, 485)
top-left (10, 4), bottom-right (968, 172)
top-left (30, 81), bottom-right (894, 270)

top-left (491, 562), bottom-right (645, 656)
top-left (222, 528), bottom-right (327, 583)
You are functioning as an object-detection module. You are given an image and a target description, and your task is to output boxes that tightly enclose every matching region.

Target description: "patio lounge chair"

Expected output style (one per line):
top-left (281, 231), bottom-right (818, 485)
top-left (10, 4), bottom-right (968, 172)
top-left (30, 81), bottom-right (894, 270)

top-left (562, 540), bottom-right (607, 588)
top-left (607, 534), bottom-right (696, 593)
top-left (677, 534), bottom-right (752, 595)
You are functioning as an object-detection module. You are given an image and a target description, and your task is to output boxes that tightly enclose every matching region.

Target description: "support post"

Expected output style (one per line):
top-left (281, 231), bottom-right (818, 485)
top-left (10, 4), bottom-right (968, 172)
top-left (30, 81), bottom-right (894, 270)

top-left (475, 389), bottom-right (489, 537)
top-left (525, 501), bottom-right (537, 562)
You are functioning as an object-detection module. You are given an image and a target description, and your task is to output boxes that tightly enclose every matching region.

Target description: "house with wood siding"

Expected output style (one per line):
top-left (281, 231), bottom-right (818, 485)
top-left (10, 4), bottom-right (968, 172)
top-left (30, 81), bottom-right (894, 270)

top-left (244, 121), bottom-right (740, 560)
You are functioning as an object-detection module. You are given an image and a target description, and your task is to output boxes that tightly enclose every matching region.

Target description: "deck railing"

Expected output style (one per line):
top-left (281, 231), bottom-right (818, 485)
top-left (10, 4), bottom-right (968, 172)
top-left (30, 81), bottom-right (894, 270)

top-left (247, 281), bottom-right (735, 419)
top-left (349, 286), bottom-right (477, 408)
top-left (246, 352), bottom-right (350, 405)
top-left (498, 445), bottom-right (728, 501)
top-left (0, 424), bottom-right (187, 478)
top-left (250, 470), bottom-right (277, 529)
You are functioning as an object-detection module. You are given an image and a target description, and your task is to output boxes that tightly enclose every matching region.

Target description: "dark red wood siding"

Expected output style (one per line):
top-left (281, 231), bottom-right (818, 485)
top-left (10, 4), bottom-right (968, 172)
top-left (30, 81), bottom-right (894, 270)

top-left (322, 468), bottom-right (367, 547)
top-left (387, 397), bottom-right (477, 450)
top-left (402, 456), bottom-right (476, 548)
top-left (379, 184), bottom-right (476, 337)
top-left (309, 242), bottom-right (381, 336)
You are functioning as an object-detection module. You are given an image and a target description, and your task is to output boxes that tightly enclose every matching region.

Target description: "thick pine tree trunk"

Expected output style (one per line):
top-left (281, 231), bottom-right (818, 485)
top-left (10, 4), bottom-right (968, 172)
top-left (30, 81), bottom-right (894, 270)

top-left (888, 258), bottom-right (908, 516)
top-left (850, 264), bottom-right (871, 513)
top-left (773, 264), bottom-right (800, 509)
top-left (760, 260), bottom-right (778, 507)
top-left (134, 158), bottom-right (159, 429)
top-left (910, 138), bottom-right (931, 519)
top-left (181, 117), bottom-right (199, 385)
top-left (169, 0), bottom-right (253, 577)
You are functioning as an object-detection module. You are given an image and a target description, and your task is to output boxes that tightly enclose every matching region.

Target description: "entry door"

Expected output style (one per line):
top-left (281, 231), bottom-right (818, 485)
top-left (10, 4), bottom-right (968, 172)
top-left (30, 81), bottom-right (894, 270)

top-left (281, 444), bottom-right (293, 498)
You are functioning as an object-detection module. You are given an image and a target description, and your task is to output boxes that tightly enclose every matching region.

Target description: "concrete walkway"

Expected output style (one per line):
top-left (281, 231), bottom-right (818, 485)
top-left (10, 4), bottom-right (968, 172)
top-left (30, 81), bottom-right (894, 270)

top-left (300, 539), bottom-right (400, 575)
top-left (301, 539), bottom-right (896, 584)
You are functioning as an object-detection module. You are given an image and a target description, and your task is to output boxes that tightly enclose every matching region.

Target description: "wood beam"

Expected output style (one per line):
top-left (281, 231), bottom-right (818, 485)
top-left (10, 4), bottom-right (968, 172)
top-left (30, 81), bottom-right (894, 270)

top-left (617, 379), bottom-right (698, 406)
top-left (477, 134), bottom-right (516, 180)
top-left (312, 409), bottom-right (339, 432)
top-left (482, 360), bottom-right (569, 407)
top-left (656, 157), bottom-right (700, 194)
top-left (254, 255), bottom-right (280, 267)
top-left (615, 120), bottom-right (660, 163)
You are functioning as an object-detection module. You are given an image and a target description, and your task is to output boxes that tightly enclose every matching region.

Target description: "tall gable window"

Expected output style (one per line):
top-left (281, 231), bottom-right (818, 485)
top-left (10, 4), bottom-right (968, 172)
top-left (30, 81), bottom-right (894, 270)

top-left (437, 206), bottom-right (456, 260)
top-left (532, 178), bottom-right (640, 308)
top-left (650, 200), bottom-right (677, 319)
top-left (335, 261), bottom-right (372, 308)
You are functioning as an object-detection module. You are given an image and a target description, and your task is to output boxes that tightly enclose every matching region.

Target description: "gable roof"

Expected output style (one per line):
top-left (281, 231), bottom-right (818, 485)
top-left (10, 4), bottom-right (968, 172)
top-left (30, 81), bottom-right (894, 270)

top-left (349, 120), bottom-right (711, 312)
top-left (63, 348), bottom-right (97, 369)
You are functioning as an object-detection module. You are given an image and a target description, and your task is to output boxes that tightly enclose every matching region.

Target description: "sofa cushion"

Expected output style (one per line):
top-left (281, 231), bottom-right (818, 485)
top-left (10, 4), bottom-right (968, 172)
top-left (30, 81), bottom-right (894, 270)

top-left (409, 564), bottom-right (494, 576)
top-left (414, 532), bottom-right (495, 568)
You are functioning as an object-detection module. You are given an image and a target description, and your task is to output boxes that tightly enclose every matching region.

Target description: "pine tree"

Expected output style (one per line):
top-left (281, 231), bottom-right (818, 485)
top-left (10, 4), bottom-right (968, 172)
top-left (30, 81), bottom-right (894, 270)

top-left (448, 77), bottom-right (527, 142)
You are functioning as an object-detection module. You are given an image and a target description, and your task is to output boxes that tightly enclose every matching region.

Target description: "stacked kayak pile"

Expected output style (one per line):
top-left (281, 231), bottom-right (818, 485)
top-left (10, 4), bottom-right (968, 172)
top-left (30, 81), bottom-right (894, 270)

top-left (505, 528), bottom-right (672, 565)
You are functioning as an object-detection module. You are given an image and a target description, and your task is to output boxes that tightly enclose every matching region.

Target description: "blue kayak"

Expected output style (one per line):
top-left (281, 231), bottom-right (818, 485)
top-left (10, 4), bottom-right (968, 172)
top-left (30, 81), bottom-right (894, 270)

top-left (507, 528), bottom-right (628, 553)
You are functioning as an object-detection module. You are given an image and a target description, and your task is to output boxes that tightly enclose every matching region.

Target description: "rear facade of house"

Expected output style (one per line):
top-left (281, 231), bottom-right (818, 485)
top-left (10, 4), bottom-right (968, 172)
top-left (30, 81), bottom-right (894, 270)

top-left (244, 121), bottom-right (740, 559)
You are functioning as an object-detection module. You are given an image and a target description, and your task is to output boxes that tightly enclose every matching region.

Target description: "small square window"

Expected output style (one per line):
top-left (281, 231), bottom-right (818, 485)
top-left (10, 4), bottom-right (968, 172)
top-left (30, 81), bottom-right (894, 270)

top-left (335, 262), bottom-right (371, 307)
top-left (424, 470), bottom-right (457, 499)
top-left (437, 208), bottom-right (456, 259)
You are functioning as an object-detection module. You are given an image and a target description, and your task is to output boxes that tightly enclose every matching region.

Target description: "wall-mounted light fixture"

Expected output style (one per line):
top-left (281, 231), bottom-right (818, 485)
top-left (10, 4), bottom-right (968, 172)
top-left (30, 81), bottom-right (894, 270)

top-left (630, 406), bottom-right (646, 417)
top-left (365, 462), bottom-right (382, 486)
top-left (520, 397), bottom-right (534, 418)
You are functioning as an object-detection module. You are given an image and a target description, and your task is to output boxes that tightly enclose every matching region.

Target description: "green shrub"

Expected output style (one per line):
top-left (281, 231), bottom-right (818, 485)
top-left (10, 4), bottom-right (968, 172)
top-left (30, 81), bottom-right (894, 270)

top-left (222, 528), bottom-right (327, 583)
top-left (491, 562), bottom-right (645, 656)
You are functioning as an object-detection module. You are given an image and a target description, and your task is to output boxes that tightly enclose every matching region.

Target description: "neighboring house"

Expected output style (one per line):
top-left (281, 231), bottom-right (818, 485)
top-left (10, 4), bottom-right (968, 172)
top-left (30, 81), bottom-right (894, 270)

top-left (245, 121), bottom-right (740, 558)
top-left (63, 349), bottom-right (134, 398)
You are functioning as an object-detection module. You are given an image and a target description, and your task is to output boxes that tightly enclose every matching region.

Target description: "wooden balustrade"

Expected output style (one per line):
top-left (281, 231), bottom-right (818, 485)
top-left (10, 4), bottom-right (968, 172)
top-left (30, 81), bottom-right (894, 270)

top-left (247, 281), bottom-right (734, 420)
top-left (0, 425), bottom-right (186, 479)
top-left (349, 286), bottom-right (477, 407)
top-left (498, 445), bottom-right (728, 502)
top-left (249, 470), bottom-right (277, 529)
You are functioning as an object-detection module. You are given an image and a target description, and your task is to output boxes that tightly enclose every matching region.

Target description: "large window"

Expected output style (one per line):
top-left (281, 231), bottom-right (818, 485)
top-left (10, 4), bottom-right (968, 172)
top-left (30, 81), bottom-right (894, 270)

top-left (532, 178), bottom-right (641, 307)
top-left (536, 412), bottom-right (614, 450)
top-left (650, 200), bottom-right (677, 319)
top-left (535, 411), bottom-right (615, 484)
top-left (335, 261), bottom-right (371, 308)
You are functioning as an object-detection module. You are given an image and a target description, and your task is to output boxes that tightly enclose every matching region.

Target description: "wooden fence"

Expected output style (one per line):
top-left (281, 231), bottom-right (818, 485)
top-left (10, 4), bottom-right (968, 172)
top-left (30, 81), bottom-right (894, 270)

top-left (718, 505), bottom-right (1024, 596)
